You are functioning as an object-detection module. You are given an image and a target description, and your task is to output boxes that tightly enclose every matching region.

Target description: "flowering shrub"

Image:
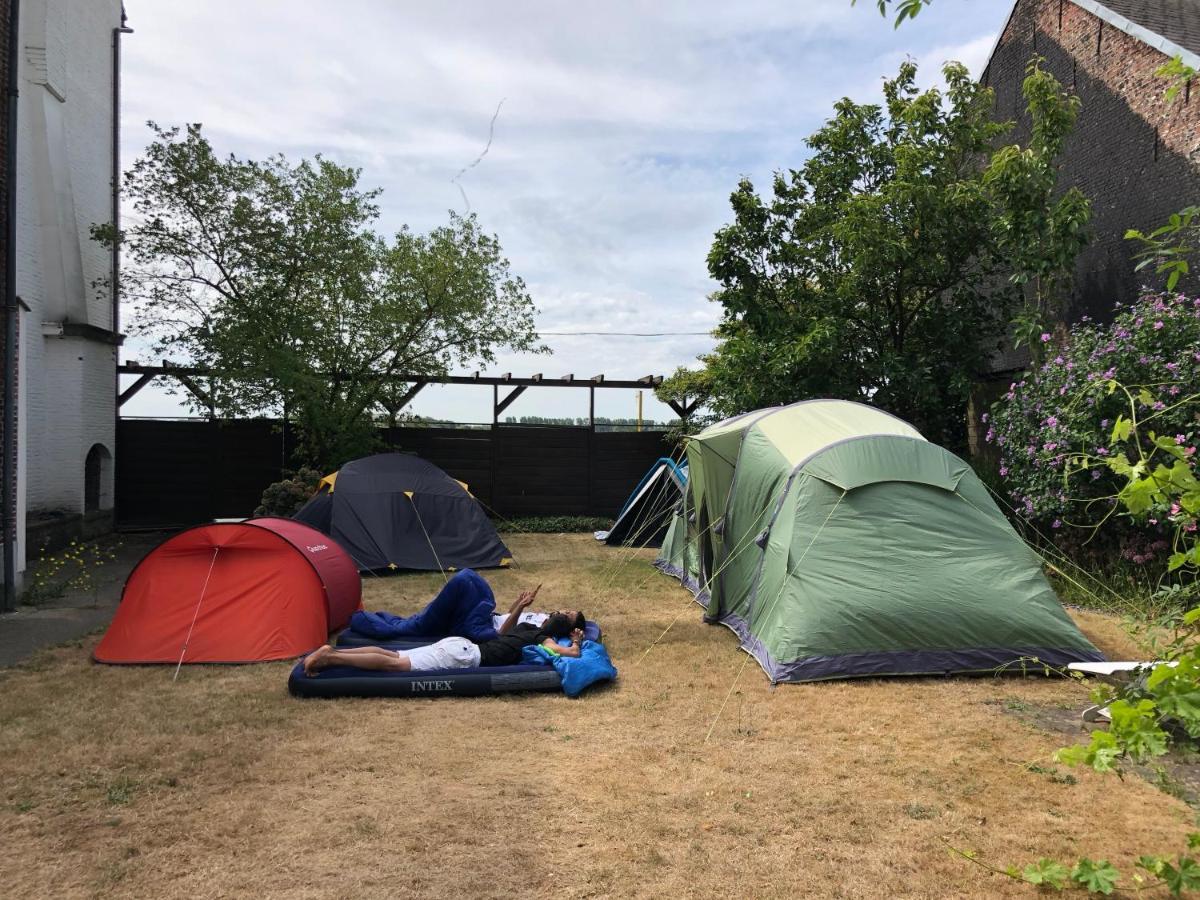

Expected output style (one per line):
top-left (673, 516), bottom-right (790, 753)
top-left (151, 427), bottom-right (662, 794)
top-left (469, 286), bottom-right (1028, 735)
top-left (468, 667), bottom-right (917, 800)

top-left (987, 292), bottom-right (1200, 569)
top-left (254, 467), bottom-right (323, 518)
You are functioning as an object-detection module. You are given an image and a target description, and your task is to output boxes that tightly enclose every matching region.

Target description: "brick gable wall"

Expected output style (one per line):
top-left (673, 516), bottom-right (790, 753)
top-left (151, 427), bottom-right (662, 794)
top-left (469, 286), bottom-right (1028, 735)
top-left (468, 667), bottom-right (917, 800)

top-left (981, 0), bottom-right (1200, 373)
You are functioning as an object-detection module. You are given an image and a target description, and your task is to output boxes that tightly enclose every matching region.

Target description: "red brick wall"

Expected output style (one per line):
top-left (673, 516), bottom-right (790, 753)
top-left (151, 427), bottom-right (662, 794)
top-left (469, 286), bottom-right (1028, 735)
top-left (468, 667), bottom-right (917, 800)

top-left (983, 0), bottom-right (1200, 339)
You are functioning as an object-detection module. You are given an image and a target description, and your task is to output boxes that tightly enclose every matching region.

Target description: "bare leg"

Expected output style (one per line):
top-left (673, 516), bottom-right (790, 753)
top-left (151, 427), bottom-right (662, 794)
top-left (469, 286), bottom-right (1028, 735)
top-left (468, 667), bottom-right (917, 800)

top-left (305, 645), bottom-right (412, 676)
top-left (303, 644), bottom-right (333, 676)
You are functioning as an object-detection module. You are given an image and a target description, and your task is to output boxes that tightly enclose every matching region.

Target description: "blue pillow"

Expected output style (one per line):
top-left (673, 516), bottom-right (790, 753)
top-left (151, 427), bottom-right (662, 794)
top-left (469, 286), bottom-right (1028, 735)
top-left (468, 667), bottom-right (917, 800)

top-left (520, 640), bottom-right (617, 697)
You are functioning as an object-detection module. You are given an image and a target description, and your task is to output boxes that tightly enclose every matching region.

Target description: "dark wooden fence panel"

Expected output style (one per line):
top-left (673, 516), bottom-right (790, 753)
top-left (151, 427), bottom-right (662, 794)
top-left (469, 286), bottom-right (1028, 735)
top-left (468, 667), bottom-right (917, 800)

top-left (116, 420), bottom-right (673, 529)
top-left (494, 426), bottom-right (590, 516)
top-left (382, 426), bottom-right (495, 507)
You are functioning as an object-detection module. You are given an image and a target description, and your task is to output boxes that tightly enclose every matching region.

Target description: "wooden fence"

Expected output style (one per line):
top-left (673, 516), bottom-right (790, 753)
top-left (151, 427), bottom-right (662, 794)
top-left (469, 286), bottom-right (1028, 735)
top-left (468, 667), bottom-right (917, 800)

top-left (115, 419), bottom-right (675, 529)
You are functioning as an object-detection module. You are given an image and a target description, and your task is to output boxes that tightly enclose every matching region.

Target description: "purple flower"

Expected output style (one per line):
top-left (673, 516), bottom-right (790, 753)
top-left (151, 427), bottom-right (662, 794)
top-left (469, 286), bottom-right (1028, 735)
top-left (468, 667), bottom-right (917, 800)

top-left (1054, 356), bottom-right (1065, 365)
top-left (1176, 434), bottom-right (1187, 444)
top-left (1096, 447), bottom-right (1109, 456)
top-left (1052, 519), bottom-right (1062, 529)
top-left (1154, 321), bottom-right (1165, 330)
top-left (1100, 419), bottom-right (1109, 428)
top-left (1044, 441), bottom-right (1058, 452)
top-left (999, 466), bottom-right (1009, 476)
top-left (1046, 416), bottom-right (1058, 427)
top-left (1091, 470), bottom-right (1101, 480)
top-left (1153, 401), bottom-right (1166, 411)
top-left (980, 412), bottom-right (989, 423)
top-left (1103, 367), bottom-right (1116, 379)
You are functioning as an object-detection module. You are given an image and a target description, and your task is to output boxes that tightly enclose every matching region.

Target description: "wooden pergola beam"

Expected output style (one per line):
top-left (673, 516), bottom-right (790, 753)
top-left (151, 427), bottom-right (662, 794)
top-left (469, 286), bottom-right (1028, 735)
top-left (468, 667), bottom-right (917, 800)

top-left (667, 397), bottom-right (699, 419)
top-left (494, 385), bottom-right (528, 418)
top-left (118, 372), bottom-right (156, 407)
top-left (394, 381), bottom-right (427, 410)
top-left (117, 364), bottom-right (664, 391)
top-left (174, 373), bottom-right (215, 416)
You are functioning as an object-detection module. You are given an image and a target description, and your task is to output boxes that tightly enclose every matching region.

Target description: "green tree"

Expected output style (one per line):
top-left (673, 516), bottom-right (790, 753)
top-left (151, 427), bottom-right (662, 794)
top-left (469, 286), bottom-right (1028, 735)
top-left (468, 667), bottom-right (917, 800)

top-left (854, 0), bottom-right (932, 27)
top-left (100, 123), bottom-right (542, 466)
top-left (985, 59), bottom-right (1090, 355)
top-left (676, 60), bottom-right (1086, 449)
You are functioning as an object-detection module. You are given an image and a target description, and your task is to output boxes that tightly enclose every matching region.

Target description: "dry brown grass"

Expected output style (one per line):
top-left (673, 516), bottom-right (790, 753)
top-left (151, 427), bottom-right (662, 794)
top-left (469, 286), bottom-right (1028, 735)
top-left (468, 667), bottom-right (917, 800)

top-left (0, 534), bottom-right (1194, 899)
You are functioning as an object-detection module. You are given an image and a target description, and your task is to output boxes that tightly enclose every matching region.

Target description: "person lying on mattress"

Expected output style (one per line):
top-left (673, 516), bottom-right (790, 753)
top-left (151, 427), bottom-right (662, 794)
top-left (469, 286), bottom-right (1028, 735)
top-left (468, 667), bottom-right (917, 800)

top-left (303, 587), bottom-right (587, 676)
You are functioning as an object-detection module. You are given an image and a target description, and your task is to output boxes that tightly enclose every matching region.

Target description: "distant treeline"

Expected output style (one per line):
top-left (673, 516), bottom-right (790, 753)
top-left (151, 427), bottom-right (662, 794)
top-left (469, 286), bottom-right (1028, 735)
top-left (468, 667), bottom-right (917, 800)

top-left (382, 415), bottom-right (666, 430)
top-left (504, 416), bottom-right (666, 430)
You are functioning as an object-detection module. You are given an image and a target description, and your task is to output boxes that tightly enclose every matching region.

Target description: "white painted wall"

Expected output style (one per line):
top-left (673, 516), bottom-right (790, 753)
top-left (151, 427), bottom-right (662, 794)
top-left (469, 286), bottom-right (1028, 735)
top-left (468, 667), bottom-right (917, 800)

top-left (13, 0), bottom-right (123, 573)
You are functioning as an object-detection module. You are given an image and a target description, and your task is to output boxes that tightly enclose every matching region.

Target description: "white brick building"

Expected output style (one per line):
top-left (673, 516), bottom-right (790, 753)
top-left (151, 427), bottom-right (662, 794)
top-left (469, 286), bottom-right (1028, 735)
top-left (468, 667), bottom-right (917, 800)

top-left (7, 0), bottom-right (126, 588)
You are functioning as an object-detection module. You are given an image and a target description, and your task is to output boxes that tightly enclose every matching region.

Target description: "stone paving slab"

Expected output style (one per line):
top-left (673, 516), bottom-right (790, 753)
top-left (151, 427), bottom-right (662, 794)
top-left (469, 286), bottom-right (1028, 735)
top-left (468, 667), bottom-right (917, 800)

top-left (0, 532), bottom-right (165, 667)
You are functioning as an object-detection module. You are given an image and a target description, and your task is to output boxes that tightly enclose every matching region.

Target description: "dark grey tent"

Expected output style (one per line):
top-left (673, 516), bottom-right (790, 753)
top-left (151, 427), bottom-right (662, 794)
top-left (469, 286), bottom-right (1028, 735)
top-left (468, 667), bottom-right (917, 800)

top-left (294, 453), bottom-right (511, 573)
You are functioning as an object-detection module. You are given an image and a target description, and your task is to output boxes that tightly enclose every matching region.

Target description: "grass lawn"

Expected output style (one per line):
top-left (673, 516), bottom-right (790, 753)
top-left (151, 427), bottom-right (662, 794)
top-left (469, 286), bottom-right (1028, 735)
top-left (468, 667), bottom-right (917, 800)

top-left (0, 533), bottom-right (1193, 898)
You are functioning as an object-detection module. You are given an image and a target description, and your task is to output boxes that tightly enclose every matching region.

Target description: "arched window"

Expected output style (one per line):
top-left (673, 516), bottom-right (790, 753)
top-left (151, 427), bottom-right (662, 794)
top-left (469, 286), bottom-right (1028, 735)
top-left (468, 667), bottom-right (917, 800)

top-left (84, 443), bottom-right (114, 512)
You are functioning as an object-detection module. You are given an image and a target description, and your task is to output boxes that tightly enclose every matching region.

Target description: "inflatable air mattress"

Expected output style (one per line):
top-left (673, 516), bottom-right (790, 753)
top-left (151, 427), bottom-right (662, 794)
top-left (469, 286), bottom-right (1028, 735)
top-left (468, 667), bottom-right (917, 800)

top-left (288, 651), bottom-right (563, 698)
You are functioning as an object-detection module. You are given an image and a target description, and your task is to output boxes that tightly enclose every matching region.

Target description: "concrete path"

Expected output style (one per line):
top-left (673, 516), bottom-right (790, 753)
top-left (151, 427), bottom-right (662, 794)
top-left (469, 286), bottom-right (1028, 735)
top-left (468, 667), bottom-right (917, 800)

top-left (0, 532), bottom-right (163, 667)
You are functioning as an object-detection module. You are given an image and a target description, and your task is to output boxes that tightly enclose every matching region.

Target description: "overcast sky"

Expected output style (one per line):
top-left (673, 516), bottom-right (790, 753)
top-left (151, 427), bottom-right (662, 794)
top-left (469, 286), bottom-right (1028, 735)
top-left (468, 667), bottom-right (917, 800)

top-left (118, 0), bottom-right (1013, 423)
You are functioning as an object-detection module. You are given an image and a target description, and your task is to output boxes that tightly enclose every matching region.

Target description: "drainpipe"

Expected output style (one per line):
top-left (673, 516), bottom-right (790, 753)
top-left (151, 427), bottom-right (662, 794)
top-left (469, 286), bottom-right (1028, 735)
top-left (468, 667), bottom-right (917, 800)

top-left (111, 9), bottom-right (131, 532)
top-left (112, 10), bottom-right (131, 338)
top-left (3, 0), bottom-right (19, 612)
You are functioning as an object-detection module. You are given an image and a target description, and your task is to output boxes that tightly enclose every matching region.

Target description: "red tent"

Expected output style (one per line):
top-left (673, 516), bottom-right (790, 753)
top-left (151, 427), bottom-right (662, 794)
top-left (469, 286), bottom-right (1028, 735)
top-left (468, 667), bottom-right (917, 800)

top-left (94, 517), bottom-right (361, 664)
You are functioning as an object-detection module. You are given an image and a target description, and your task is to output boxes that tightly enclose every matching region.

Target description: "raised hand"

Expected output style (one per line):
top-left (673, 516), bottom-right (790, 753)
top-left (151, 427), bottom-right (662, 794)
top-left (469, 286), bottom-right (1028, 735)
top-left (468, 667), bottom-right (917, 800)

top-left (514, 583), bottom-right (542, 611)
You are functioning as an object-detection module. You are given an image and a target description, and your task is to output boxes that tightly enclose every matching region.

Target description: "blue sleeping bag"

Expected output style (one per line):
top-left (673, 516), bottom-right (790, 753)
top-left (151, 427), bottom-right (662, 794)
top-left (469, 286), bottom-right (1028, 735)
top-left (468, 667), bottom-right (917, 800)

top-left (521, 640), bottom-right (617, 698)
top-left (348, 569), bottom-right (499, 642)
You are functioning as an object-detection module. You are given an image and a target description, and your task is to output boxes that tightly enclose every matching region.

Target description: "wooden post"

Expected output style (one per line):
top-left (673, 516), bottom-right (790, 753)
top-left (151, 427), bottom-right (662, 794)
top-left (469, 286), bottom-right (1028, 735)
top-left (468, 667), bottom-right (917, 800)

top-left (587, 386), bottom-right (595, 516)
top-left (490, 384), bottom-right (499, 514)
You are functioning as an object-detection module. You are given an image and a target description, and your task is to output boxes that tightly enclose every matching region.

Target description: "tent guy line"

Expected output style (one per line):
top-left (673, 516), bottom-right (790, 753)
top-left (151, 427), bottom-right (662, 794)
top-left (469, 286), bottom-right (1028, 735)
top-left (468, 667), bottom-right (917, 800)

top-left (173, 546), bottom-right (219, 681)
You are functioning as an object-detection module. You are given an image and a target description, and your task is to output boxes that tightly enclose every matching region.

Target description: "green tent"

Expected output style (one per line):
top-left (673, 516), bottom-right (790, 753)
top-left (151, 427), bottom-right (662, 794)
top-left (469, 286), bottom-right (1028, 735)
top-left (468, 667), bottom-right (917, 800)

top-left (655, 400), bottom-right (1103, 682)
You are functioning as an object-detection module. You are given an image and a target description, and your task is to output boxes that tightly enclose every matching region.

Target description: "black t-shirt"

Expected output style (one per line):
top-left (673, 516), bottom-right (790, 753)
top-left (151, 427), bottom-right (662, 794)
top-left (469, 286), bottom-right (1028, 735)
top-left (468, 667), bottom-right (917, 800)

top-left (478, 622), bottom-right (552, 667)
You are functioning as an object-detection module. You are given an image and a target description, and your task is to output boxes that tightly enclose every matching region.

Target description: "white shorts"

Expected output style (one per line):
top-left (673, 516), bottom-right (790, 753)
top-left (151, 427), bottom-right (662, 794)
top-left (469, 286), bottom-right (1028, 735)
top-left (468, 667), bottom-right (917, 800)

top-left (401, 637), bottom-right (481, 672)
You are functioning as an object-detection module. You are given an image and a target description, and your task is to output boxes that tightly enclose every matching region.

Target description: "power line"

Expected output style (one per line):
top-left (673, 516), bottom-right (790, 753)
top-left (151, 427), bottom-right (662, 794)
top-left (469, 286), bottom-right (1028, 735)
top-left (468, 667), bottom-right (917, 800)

top-left (538, 330), bottom-right (713, 337)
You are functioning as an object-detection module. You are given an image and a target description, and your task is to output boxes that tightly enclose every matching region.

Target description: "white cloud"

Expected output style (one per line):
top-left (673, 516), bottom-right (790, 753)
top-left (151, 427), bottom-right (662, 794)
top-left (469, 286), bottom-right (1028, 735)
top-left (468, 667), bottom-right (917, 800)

top-left (120, 0), bottom-right (1013, 421)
